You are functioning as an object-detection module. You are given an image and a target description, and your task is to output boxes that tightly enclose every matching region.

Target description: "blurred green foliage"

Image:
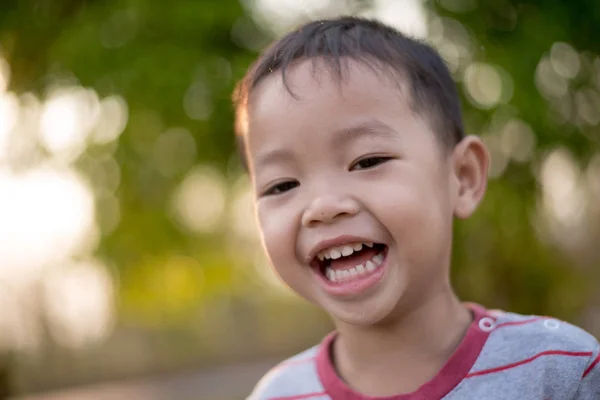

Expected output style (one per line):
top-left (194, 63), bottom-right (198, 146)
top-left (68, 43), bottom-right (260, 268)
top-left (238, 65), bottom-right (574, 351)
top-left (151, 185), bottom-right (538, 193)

top-left (0, 0), bottom-right (599, 397)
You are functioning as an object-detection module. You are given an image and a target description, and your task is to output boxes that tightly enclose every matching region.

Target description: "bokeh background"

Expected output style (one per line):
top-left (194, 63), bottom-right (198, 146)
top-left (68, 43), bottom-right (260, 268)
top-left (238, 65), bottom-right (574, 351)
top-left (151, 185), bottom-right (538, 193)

top-left (0, 0), bottom-right (599, 399)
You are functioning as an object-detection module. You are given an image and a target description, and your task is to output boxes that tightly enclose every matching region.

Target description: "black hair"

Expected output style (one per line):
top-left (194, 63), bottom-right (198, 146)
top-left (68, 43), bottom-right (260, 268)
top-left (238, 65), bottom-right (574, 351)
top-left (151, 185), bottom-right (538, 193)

top-left (233, 16), bottom-right (464, 168)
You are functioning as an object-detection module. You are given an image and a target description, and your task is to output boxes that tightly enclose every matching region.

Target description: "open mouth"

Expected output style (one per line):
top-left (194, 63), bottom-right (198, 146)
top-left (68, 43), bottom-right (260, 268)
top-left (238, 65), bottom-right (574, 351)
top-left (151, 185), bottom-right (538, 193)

top-left (312, 242), bottom-right (388, 283)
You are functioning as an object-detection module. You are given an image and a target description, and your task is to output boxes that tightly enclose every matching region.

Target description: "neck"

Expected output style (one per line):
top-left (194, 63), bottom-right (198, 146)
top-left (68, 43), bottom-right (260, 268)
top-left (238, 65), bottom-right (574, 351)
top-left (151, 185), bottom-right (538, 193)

top-left (332, 288), bottom-right (472, 395)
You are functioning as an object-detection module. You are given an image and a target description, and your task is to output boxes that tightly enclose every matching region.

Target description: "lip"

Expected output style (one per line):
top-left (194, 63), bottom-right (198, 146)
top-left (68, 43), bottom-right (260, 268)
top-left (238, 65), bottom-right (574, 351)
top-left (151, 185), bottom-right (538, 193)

top-left (306, 234), bottom-right (381, 264)
top-left (314, 246), bottom-right (388, 298)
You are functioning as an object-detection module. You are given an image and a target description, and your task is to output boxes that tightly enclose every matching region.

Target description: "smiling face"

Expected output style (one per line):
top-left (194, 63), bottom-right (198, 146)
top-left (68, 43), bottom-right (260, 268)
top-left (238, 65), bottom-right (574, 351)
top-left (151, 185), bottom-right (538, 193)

top-left (244, 59), bottom-right (484, 327)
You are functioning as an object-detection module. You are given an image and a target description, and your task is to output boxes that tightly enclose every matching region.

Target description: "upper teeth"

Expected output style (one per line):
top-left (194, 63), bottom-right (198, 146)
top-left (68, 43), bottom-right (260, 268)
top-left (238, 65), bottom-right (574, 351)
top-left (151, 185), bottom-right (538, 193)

top-left (317, 242), bottom-right (374, 261)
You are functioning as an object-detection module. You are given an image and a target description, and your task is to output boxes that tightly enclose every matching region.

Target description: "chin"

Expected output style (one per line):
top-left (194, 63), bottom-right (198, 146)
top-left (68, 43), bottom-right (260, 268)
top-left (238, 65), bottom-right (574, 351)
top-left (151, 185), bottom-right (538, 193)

top-left (326, 295), bottom-right (402, 328)
top-left (335, 312), bottom-right (387, 327)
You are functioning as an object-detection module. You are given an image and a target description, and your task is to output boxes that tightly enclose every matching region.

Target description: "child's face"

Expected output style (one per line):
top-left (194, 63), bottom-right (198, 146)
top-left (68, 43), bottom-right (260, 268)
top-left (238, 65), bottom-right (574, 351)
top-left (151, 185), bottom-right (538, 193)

top-left (244, 60), bottom-right (468, 326)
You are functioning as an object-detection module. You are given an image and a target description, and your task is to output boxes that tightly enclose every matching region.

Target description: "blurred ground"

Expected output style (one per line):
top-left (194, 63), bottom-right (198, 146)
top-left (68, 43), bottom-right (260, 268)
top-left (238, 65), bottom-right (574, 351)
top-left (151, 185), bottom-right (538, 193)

top-left (11, 359), bottom-right (276, 400)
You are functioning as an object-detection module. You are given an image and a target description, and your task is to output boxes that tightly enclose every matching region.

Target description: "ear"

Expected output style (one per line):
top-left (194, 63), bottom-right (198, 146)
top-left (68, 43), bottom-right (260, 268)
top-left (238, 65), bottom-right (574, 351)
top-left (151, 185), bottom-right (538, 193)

top-left (451, 135), bottom-right (489, 219)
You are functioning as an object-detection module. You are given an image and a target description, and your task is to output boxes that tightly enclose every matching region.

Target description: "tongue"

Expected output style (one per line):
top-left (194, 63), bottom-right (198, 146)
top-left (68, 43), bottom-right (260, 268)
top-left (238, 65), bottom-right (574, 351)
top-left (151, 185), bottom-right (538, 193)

top-left (329, 248), bottom-right (379, 271)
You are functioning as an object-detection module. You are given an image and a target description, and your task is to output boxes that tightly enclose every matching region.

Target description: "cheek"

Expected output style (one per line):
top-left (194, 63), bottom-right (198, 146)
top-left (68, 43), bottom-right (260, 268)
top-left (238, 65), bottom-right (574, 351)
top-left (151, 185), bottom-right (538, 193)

top-left (257, 204), bottom-right (316, 299)
top-left (257, 204), bottom-right (297, 265)
top-left (370, 175), bottom-right (452, 259)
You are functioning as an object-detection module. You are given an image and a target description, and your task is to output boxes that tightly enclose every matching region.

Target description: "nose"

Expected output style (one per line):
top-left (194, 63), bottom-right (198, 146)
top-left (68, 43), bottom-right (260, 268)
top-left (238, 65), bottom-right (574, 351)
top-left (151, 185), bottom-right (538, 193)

top-left (301, 194), bottom-right (359, 227)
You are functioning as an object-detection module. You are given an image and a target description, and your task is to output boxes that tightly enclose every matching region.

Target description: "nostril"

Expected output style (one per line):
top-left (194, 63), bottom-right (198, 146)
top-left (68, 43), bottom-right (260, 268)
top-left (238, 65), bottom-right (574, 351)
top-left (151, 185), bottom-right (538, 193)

top-left (302, 196), bottom-right (360, 227)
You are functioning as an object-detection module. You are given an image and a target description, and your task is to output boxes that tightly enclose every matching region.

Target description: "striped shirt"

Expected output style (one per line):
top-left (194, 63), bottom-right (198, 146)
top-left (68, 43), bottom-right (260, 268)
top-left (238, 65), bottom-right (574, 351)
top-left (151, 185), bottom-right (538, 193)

top-left (247, 304), bottom-right (600, 399)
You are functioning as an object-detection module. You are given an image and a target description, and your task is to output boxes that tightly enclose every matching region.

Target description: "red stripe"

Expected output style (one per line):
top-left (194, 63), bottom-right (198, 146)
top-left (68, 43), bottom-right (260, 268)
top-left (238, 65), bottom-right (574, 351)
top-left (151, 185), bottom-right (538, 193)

top-left (494, 317), bottom-right (544, 329)
top-left (271, 392), bottom-right (327, 400)
top-left (583, 353), bottom-right (600, 378)
top-left (466, 350), bottom-right (593, 378)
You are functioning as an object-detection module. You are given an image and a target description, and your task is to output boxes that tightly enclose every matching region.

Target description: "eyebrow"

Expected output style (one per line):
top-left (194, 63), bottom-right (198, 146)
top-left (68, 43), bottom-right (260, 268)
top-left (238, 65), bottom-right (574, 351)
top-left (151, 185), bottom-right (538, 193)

top-left (254, 119), bottom-right (398, 167)
top-left (254, 147), bottom-right (296, 169)
top-left (331, 119), bottom-right (398, 147)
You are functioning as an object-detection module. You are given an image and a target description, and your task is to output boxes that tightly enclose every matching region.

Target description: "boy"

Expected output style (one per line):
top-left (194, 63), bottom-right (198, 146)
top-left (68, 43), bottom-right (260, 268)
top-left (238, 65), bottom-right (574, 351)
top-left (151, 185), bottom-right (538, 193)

top-left (232, 16), bottom-right (600, 399)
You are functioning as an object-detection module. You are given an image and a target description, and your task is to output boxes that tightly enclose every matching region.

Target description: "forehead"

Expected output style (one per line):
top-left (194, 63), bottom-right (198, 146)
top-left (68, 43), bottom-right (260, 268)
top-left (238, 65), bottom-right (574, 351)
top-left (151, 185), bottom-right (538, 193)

top-left (248, 59), bottom-right (406, 124)
top-left (244, 60), bottom-right (413, 159)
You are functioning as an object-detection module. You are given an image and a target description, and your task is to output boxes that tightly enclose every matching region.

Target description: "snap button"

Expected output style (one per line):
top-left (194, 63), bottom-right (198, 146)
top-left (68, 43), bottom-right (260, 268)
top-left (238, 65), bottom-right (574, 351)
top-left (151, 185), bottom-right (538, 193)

top-left (479, 317), bottom-right (496, 332)
top-left (544, 319), bottom-right (560, 330)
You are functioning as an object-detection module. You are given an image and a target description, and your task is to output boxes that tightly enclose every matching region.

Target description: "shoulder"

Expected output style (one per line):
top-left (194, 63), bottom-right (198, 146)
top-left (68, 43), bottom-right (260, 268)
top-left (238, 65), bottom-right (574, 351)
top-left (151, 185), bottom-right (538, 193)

top-left (489, 310), bottom-right (598, 351)
top-left (473, 309), bottom-right (599, 381)
top-left (246, 345), bottom-right (326, 400)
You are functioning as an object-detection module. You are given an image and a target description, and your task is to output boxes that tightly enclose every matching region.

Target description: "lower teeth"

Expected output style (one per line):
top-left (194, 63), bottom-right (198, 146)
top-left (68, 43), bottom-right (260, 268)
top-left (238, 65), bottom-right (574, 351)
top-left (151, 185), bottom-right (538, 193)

top-left (325, 252), bottom-right (384, 282)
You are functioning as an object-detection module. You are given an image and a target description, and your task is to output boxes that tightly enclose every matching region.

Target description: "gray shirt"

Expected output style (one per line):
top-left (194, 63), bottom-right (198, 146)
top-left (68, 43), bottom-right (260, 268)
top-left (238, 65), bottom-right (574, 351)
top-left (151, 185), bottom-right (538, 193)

top-left (248, 304), bottom-right (600, 399)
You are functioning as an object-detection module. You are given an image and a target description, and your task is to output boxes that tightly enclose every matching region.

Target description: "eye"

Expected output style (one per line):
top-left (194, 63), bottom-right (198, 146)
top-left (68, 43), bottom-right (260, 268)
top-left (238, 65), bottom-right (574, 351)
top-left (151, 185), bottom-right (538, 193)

top-left (350, 156), bottom-right (392, 171)
top-left (263, 180), bottom-right (299, 196)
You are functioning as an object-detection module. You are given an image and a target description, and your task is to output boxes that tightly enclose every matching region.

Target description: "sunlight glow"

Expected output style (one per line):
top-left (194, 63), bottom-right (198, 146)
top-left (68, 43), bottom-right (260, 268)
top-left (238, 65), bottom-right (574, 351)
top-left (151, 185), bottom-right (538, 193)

top-left (152, 128), bottom-right (197, 177)
top-left (0, 57), bottom-right (9, 93)
top-left (0, 283), bottom-right (42, 353)
top-left (536, 56), bottom-right (569, 99)
top-left (98, 193), bottom-right (121, 235)
top-left (184, 80), bottom-right (213, 121)
top-left (246, 0), bottom-right (428, 40)
top-left (170, 165), bottom-right (227, 233)
top-left (586, 154), bottom-right (600, 197)
top-left (369, 0), bottom-right (428, 39)
top-left (430, 17), bottom-right (474, 74)
top-left (0, 67), bottom-right (123, 354)
top-left (464, 63), bottom-right (506, 109)
top-left (0, 167), bottom-right (97, 283)
top-left (540, 148), bottom-right (587, 230)
top-left (550, 42), bottom-right (580, 80)
top-left (43, 259), bottom-right (115, 349)
top-left (248, 0), bottom-right (336, 35)
top-left (0, 92), bottom-right (19, 161)
top-left (574, 88), bottom-right (600, 126)
top-left (91, 95), bottom-right (129, 144)
top-left (499, 118), bottom-right (536, 163)
top-left (40, 88), bottom-right (100, 161)
top-left (535, 148), bottom-right (595, 251)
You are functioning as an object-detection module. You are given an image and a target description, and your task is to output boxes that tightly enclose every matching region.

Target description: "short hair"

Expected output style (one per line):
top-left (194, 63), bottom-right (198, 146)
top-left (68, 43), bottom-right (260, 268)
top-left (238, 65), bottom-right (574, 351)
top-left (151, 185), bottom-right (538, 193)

top-left (232, 16), bottom-right (464, 168)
